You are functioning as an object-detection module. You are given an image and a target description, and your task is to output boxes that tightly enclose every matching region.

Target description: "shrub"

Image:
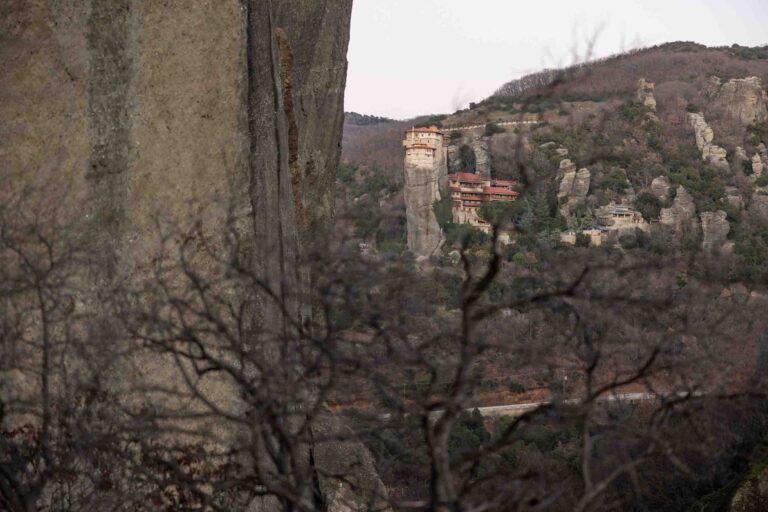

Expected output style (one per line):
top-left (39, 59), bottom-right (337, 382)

top-left (619, 100), bottom-right (648, 121)
top-left (575, 232), bottom-right (591, 247)
top-left (445, 223), bottom-right (488, 250)
top-left (634, 192), bottom-right (663, 222)
top-left (449, 130), bottom-right (462, 141)
top-left (433, 194), bottom-right (453, 229)
top-left (484, 122), bottom-right (506, 137)
top-left (507, 380), bottom-right (526, 393)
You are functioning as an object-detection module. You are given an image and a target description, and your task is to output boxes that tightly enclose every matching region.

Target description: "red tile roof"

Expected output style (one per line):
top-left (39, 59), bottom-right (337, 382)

top-left (449, 172), bottom-right (486, 182)
top-left (483, 187), bottom-right (519, 196)
top-left (492, 179), bottom-right (517, 187)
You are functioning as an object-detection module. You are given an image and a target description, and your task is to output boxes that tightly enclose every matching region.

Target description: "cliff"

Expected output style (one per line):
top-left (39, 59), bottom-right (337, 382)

top-left (688, 112), bottom-right (729, 171)
top-left (403, 128), bottom-right (447, 259)
top-left (2, 2), bottom-right (386, 510)
top-left (706, 76), bottom-right (768, 125)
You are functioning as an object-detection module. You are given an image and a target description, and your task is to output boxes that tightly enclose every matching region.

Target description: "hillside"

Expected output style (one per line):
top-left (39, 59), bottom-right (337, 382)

top-left (341, 42), bottom-right (768, 270)
top-left (334, 41), bottom-right (768, 508)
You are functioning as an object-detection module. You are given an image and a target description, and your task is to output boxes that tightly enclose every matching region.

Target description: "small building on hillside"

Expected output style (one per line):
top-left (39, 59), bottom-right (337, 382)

top-left (596, 202), bottom-right (649, 233)
top-left (449, 172), bottom-right (519, 233)
top-left (561, 202), bottom-right (649, 247)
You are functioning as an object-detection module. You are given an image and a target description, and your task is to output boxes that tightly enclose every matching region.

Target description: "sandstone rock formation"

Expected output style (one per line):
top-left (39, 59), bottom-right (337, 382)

top-left (403, 127), bottom-right (447, 259)
top-left (637, 78), bottom-right (657, 111)
top-left (651, 176), bottom-right (671, 200)
top-left (725, 187), bottom-right (744, 209)
top-left (750, 190), bottom-right (768, 221)
top-left (753, 154), bottom-right (765, 177)
top-left (706, 76), bottom-right (768, 125)
top-left (2, 2), bottom-right (388, 510)
top-left (700, 210), bottom-right (730, 254)
top-left (688, 112), bottom-right (729, 171)
top-left (557, 160), bottom-right (590, 216)
top-left (448, 137), bottom-right (490, 177)
top-left (472, 138), bottom-right (491, 177)
top-left (660, 186), bottom-right (697, 231)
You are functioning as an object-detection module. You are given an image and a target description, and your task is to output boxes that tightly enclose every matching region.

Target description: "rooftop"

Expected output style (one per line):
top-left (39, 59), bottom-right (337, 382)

top-left (406, 125), bottom-right (444, 135)
top-left (449, 172), bottom-right (486, 182)
top-left (483, 187), bottom-right (519, 196)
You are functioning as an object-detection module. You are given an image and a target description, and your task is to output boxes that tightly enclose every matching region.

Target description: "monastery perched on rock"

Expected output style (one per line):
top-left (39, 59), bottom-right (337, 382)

top-left (448, 173), bottom-right (518, 233)
top-left (402, 126), bottom-right (519, 257)
top-left (402, 126), bottom-right (449, 259)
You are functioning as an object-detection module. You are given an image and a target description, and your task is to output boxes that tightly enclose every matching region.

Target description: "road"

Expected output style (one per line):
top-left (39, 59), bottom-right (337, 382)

top-left (441, 120), bottom-right (542, 132)
top-left (375, 391), bottom-right (702, 422)
top-left (473, 392), bottom-right (657, 418)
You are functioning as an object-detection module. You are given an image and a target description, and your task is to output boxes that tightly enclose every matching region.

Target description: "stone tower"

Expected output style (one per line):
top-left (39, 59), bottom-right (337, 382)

top-left (402, 126), bottom-right (448, 259)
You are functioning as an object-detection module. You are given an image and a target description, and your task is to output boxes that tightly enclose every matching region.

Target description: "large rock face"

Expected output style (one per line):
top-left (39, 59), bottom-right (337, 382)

top-left (651, 176), bottom-right (671, 200)
top-left (660, 186), bottom-right (697, 232)
top-left (557, 159), bottom-right (590, 216)
top-left (403, 129), bottom-right (447, 259)
top-left (2, 2), bottom-right (387, 510)
top-left (447, 137), bottom-right (491, 177)
top-left (403, 164), bottom-right (444, 259)
top-left (707, 76), bottom-right (768, 125)
top-left (688, 112), bottom-right (729, 171)
top-left (472, 138), bottom-right (492, 177)
top-left (701, 210), bottom-right (730, 254)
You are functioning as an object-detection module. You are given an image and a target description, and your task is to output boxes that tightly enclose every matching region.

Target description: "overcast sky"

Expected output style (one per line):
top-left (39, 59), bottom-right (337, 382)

top-left (344, 0), bottom-right (768, 120)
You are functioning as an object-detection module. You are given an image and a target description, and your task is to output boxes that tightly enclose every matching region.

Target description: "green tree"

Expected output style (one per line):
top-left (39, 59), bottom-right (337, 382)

top-left (484, 122), bottom-right (506, 137)
top-left (634, 192), bottom-right (663, 222)
top-left (433, 194), bottom-right (454, 229)
top-left (449, 409), bottom-right (490, 462)
top-left (478, 200), bottom-right (516, 226)
top-left (575, 232), bottom-right (591, 247)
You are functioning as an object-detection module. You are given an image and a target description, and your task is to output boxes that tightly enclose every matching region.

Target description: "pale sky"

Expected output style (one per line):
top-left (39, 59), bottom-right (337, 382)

top-left (345, 0), bottom-right (768, 119)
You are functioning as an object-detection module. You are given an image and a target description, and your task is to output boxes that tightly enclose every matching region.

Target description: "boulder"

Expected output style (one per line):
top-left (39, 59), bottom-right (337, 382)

top-left (708, 145), bottom-right (730, 172)
top-left (707, 75), bottom-right (768, 125)
top-left (700, 210), bottom-right (730, 254)
top-left (660, 186), bottom-right (696, 231)
top-left (651, 176), bottom-right (671, 200)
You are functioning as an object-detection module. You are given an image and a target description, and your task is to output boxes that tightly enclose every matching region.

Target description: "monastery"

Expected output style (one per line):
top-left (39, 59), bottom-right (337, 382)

top-left (402, 125), bottom-right (520, 257)
top-left (448, 173), bottom-right (518, 233)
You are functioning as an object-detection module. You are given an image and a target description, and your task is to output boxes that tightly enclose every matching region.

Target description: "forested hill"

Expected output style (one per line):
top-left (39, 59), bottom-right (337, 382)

top-left (340, 41), bottom-right (768, 278)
